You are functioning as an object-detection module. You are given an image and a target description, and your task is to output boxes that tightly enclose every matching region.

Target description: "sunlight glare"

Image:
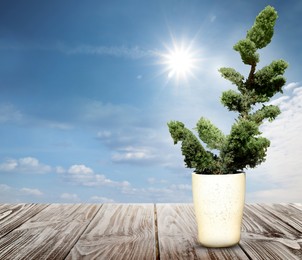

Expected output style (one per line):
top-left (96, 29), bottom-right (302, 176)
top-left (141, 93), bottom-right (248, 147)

top-left (160, 41), bottom-right (199, 84)
top-left (167, 47), bottom-right (193, 78)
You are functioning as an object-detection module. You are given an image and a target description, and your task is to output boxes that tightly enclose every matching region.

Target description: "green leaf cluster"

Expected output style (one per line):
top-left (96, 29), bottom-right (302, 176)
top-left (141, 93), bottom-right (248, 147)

top-left (167, 6), bottom-right (288, 174)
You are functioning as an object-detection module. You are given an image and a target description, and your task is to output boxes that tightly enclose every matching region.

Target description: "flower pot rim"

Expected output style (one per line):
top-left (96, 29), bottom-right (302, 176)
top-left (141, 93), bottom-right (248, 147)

top-left (192, 172), bottom-right (245, 176)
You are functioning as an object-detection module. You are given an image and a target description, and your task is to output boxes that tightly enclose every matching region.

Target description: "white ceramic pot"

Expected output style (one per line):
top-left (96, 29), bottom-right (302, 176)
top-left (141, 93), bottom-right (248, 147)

top-left (192, 172), bottom-right (246, 247)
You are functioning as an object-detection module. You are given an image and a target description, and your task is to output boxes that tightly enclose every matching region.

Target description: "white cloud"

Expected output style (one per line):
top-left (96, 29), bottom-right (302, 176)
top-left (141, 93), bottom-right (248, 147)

top-left (111, 146), bottom-right (155, 163)
top-left (0, 159), bottom-right (18, 171)
top-left (63, 163), bottom-right (130, 189)
top-left (147, 178), bottom-right (168, 185)
top-left (21, 188), bottom-right (43, 196)
top-left (60, 193), bottom-right (79, 201)
top-left (94, 124), bottom-right (189, 174)
top-left (147, 177), bottom-right (168, 185)
top-left (0, 40), bottom-right (157, 59)
top-left (293, 86), bottom-right (302, 95)
top-left (0, 157), bottom-right (51, 174)
top-left (57, 43), bottom-right (154, 59)
top-left (1, 184), bottom-right (44, 202)
top-left (284, 82), bottom-right (300, 91)
top-left (247, 82), bottom-right (302, 202)
top-left (268, 96), bottom-right (290, 107)
top-left (169, 184), bottom-right (192, 191)
top-left (90, 196), bottom-right (115, 203)
top-left (19, 157), bottom-right (39, 166)
top-left (0, 103), bottom-right (22, 123)
top-left (68, 164), bottom-right (93, 175)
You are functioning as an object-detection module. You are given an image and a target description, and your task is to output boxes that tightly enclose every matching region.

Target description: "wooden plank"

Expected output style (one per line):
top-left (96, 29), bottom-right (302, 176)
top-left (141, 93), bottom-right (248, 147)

top-left (240, 204), bottom-right (302, 260)
top-left (259, 203), bottom-right (302, 233)
top-left (0, 203), bottom-right (300, 259)
top-left (0, 203), bottom-right (48, 239)
top-left (156, 204), bottom-right (249, 260)
top-left (0, 204), bottom-right (100, 260)
top-left (66, 204), bottom-right (156, 260)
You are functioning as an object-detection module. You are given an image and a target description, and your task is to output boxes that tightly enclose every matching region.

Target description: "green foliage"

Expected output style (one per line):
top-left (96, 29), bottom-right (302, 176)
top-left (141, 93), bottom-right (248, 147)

top-left (167, 121), bottom-right (220, 174)
top-left (233, 39), bottom-right (259, 65)
top-left (167, 6), bottom-right (288, 174)
top-left (251, 105), bottom-right (281, 123)
top-left (221, 90), bottom-right (244, 112)
top-left (246, 5), bottom-right (278, 49)
top-left (219, 68), bottom-right (245, 90)
top-left (195, 117), bottom-right (226, 150)
top-left (221, 120), bottom-right (270, 171)
top-left (253, 60), bottom-right (288, 98)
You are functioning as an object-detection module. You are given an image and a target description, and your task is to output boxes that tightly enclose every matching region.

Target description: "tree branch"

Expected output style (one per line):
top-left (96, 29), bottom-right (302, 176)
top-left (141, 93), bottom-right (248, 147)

top-left (247, 63), bottom-right (256, 87)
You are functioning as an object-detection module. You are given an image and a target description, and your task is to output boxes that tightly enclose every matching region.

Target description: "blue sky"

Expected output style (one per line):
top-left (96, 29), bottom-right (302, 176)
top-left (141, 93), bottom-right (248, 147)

top-left (0, 0), bottom-right (301, 203)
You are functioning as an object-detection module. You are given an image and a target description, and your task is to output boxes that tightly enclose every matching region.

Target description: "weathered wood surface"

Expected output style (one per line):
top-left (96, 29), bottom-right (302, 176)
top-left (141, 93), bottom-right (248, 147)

top-left (66, 204), bottom-right (156, 260)
top-left (0, 203), bottom-right (301, 259)
top-left (0, 204), bottom-right (100, 259)
top-left (0, 203), bottom-right (48, 239)
top-left (240, 204), bottom-right (302, 260)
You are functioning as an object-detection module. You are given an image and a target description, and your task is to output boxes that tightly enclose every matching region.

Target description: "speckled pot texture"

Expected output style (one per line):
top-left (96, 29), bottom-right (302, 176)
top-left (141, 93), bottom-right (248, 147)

top-left (192, 172), bottom-right (246, 248)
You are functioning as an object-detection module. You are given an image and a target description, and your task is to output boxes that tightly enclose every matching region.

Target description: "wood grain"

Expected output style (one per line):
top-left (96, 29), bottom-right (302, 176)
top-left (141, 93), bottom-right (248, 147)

top-left (240, 204), bottom-right (302, 260)
top-left (66, 204), bottom-right (156, 260)
top-left (0, 203), bottom-right (301, 259)
top-left (156, 204), bottom-right (249, 260)
top-left (261, 203), bottom-right (302, 233)
top-left (0, 203), bottom-right (48, 239)
top-left (0, 204), bottom-right (100, 260)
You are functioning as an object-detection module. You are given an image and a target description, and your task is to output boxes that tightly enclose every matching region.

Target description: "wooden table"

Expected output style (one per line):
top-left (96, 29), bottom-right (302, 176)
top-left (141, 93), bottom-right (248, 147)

top-left (0, 203), bottom-right (301, 259)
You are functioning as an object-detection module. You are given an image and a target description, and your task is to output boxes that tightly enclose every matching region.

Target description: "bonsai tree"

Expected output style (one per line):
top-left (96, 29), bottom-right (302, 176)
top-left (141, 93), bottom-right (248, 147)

top-left (168, 6), bottom-right (288, 174)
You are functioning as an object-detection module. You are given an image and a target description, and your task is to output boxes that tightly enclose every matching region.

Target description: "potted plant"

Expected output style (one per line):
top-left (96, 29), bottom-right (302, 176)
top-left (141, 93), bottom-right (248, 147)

top-left (168, 6), bottom-right (288, 248)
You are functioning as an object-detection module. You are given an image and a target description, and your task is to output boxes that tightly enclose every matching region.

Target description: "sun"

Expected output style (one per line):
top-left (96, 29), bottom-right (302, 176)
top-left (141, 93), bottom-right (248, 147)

top-left (160, 41), bottom-right (199, 83)
top-left (166, 47), bottom-right (194, 78)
